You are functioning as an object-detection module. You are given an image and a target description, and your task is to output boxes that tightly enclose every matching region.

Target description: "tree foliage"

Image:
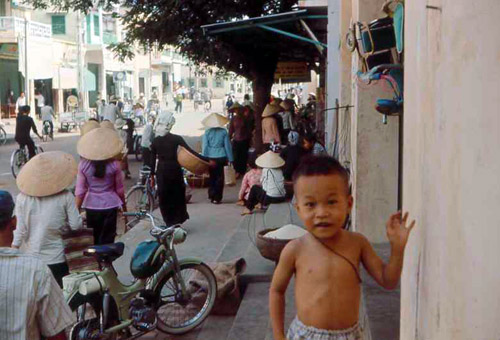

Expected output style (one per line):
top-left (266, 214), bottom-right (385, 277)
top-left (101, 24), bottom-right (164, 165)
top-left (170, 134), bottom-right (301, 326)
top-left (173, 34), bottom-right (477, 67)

top-left (31, 0), bottom-right (299, 79)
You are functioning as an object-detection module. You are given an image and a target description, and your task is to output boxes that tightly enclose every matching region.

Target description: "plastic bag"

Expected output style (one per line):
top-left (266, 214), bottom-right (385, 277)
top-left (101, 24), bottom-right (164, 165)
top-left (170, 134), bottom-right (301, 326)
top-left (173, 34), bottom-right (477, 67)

top-left (224, 164), bottom-right (236, 186)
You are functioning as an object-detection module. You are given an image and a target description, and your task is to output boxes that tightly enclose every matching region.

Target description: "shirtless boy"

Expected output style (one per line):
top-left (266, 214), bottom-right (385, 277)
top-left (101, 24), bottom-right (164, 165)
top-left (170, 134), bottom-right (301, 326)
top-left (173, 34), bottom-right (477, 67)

top-left (269, 156), bottom-right (415, 340)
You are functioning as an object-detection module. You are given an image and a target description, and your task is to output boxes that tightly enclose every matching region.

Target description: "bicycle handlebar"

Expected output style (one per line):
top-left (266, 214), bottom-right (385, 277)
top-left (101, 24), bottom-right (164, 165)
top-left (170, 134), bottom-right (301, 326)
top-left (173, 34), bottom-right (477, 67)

top-left (123, 211), bottom-right (176, 239)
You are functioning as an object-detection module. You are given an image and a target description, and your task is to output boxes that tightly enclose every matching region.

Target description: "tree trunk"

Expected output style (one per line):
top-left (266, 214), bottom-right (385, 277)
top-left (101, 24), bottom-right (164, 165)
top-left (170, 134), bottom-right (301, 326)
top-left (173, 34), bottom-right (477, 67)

top-left (251, 60), bottom-right (277, 152)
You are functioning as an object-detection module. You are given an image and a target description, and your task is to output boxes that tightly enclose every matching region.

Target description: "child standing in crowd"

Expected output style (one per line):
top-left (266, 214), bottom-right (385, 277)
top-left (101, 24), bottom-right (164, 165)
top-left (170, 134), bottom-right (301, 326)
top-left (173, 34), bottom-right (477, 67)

top-left (236, 154), bottom-right (262, 206)
top-left (269, 156), bottom-right (415, 340)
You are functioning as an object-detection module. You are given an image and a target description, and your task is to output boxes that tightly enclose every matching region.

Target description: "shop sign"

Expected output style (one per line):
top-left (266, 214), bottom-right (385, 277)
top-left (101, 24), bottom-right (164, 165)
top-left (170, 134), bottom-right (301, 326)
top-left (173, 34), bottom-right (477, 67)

top-left (0, 43), bottom-right (18, 57)
top-left (274, 61), bottom-right (311, 83)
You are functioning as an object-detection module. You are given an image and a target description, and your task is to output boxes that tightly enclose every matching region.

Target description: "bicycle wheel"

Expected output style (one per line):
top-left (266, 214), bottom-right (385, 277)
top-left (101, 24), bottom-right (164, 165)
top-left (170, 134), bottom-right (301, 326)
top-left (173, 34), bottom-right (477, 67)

top-left (126, 185), bottom-right (154, 213)
top-left (135, 136), bottom-right (143, 162)
top-left (11, 149), bottom-right (25, 178)
top-left (0, 127), bottom-right (6, 145)
top-left (155, 262), bottom-right (217, 335)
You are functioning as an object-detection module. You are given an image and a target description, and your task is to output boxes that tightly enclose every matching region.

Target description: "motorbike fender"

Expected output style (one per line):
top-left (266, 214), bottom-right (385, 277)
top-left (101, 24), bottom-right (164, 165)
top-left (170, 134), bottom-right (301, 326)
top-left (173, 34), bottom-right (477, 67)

top-left (149, 257), bottom-right (205, 291)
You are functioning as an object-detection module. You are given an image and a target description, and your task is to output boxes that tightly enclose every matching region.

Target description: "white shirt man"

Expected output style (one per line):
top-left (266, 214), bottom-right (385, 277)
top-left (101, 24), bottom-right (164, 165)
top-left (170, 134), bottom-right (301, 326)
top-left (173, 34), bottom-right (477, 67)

top-left (0, 190), bottom-right (75, 340)
top-left (15, 93), bottom-right (26, 112)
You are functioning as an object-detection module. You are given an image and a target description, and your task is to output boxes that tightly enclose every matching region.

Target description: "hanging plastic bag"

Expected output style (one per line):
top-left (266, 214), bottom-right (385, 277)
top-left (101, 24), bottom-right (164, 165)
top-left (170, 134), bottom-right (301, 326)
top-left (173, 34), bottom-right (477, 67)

top-left (224, 164), bottom-right (236, 186)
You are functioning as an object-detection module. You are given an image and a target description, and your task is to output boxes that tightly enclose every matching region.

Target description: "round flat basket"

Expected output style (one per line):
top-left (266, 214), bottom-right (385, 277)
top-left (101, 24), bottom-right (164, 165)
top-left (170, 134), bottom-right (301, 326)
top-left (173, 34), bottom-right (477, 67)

top-left (256, 228), bottom-right (293, 263)
top-left (177, 146), bottom-right (210, 175)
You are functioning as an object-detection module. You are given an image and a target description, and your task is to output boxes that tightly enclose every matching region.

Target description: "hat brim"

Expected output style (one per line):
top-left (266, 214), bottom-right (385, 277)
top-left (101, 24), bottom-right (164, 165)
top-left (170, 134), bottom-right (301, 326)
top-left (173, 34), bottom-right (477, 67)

top-left (77, 127), bottom-right (124, 161)
top-left (255, 151), bottom-right (285, 168)
top-left (17, 151), bottom-right (77, 197)
top-left (201, 113), bottom-right (229, 128)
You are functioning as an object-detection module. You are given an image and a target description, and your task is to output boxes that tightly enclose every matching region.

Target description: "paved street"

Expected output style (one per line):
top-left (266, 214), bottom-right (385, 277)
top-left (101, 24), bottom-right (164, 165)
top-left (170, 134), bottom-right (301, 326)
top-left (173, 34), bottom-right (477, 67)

top-left (0, 99), bottom-right (223, 195)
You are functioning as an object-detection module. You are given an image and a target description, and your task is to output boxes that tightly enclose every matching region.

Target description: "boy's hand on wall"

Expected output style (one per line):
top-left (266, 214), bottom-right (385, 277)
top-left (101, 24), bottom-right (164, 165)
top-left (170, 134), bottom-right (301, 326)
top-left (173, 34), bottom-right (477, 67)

top-left (386, 211), bottom-right (416, 252)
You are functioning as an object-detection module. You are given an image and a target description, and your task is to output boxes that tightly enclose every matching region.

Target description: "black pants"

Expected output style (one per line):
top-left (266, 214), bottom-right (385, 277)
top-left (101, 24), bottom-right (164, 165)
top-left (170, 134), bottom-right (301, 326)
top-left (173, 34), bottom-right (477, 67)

top-left (281, 128), bottom-right (291, 144)
top-left (232, 139), bottom-right (250, 175)
top-left (208, 158), bottom-right (227, 203)
top-left (86, 208), bottom-right (118, 245)
top-left (142, 147), bottom-right (153, 168)
top-left (48, 261), bottom-right (69, 288)
top-left (245, 185), bottom-right (286, 210)
top-left (16, 137), bottom-right (36, 159)
top-left (175, 101), bottom-right (182, 113)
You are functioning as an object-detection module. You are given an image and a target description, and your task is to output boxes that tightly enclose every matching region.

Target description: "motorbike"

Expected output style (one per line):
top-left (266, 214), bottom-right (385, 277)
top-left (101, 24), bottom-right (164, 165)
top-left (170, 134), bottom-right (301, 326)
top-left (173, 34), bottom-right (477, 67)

top-left (63, 212), bottom-right (217, 340)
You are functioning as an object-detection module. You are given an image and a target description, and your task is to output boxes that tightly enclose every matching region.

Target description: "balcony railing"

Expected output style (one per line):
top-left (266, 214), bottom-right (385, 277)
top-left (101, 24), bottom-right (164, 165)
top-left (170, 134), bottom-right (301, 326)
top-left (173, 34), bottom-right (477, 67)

top-left (0, 16), bottom-right (52, 39)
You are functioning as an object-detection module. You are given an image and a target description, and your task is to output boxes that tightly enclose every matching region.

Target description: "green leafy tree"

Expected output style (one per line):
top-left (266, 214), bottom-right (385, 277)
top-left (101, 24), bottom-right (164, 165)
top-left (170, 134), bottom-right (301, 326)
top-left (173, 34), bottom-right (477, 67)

top-left (32, 0), bottom-right (299, 147)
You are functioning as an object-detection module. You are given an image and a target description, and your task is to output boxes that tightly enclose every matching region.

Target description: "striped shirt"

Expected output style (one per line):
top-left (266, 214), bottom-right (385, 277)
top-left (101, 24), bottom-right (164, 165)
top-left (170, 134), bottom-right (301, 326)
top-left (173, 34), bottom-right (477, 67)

top-left (0, 248), bottom-right (75, 340)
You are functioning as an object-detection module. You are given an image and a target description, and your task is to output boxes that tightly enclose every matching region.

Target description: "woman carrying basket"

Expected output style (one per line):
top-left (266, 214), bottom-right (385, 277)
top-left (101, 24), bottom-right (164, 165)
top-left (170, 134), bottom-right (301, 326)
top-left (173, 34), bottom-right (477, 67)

top-left (151, 111), bottom-right (208, 227)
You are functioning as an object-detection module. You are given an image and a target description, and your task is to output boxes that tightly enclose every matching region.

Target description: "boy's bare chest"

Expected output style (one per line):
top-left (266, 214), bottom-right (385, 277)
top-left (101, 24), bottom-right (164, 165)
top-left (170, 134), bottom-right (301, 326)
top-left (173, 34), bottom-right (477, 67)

top-left (297, 242), bottom-right (361, 283)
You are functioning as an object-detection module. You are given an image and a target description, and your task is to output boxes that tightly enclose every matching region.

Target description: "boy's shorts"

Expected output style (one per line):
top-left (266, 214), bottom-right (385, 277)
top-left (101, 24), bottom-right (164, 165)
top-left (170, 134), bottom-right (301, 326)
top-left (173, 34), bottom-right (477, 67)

top-left (287, 317), bottom-right (363, 340)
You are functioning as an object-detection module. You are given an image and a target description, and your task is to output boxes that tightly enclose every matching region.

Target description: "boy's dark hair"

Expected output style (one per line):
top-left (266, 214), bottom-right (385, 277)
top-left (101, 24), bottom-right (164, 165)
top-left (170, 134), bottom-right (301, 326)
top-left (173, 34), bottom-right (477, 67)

top-left (292, 155), bottom-right (350, 193)
top-left (22, 105), bottom-right (31, 114)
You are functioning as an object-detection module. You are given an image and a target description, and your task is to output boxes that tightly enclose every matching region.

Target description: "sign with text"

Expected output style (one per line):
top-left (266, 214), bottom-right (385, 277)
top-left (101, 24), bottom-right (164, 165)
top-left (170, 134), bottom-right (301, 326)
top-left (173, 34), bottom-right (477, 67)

top-left (274, 62), bottom-right (311, 83)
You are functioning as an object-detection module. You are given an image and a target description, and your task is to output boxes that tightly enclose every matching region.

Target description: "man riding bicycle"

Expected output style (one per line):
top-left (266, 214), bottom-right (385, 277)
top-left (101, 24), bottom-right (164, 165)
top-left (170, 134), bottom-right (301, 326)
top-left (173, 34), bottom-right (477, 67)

top-left (15, 105), bottom-right (41, 159)
top-left (41, 104), bottom-right (55, 139)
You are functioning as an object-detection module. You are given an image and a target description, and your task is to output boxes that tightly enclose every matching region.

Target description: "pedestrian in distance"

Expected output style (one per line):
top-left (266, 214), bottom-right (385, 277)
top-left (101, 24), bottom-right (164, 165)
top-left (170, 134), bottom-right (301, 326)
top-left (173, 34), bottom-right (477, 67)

top-left (12, 151), bottom-right (82, 287)
top-left (15, 105), bottom-right (42, 159)
top-left (41, 103), bottom-right (56, 139)
top-left (115, 118), bottom-right (132, 179)
top-left (34, 90), bottom-right (45, 119)
top-left (201, 113), bottom-right (234, 204)
top-left (151, 111), bottom-right (208, 226)
top-left (75, 127), bottom-right (127, 245)
top-left (228, 102), bottom-right (252, 179)
top-left (269, 156), bottom-right (416, 340)
top-left (241, 150), bottom-right (286, 215)
top-left (261, 103), bottom-right (282, 151)
top-left (141, 115), bottom-right (155, 169)
top-left (15, 91), bottom-right (26, 114)
top-left (175, 91), bottom-right (183, 113)
top-left (102, 96), bottom-right (123, 123)
top-left (279, 99), bottom-right (295, 142)
top-left (0, 190), bottom-right (75, 340)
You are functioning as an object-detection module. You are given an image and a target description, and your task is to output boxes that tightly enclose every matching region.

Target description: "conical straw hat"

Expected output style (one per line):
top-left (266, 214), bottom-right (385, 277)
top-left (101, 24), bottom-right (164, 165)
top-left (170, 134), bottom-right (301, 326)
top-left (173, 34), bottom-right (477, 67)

top-left (262, 104), bottom-right (282, 118)
top-left (77, 127), bottom-right (124, 161)
top-left (100, 120), bottom-right (115, 130)
top-left (255, 151), bottom-right (285, 169)
top-left (228, 102), bottom-right (242, 112)
top-left (202, 113), bottom-right (229, 128)
top-left (114, 118), bottom-right (126, 129)
top-left (80, 120), bottom-right (100, 136)
top-left (17, 151), bottom-right (77, 197)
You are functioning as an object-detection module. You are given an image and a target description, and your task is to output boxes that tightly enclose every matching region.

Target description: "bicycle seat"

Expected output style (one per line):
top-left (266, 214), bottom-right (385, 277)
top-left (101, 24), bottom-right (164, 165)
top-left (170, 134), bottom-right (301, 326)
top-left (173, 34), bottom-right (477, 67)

top-left (84, 242), bottom-right (125, 262)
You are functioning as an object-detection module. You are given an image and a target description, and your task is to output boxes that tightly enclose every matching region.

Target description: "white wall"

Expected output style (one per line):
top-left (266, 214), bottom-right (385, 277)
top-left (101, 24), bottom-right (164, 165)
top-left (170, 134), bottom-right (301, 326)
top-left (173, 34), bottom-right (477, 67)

top-left (401, 0), bottom-right (500, 338)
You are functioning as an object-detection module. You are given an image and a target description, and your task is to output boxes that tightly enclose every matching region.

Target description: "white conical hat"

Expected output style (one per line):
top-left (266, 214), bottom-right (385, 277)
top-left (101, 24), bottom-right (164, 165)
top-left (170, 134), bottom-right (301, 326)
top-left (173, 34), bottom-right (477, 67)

top-left (80, 120), bottom-right (100, 136)
top-left (255, 151), bottom-right (285, 169)
top-left (17, 151), bottom-right (77, 197)
top-left (201, 113), bottom-right (229, 128)
top-left (77, 127), bottom-right (124, 161)
top-left (262, 103), bottom-right (282, 117)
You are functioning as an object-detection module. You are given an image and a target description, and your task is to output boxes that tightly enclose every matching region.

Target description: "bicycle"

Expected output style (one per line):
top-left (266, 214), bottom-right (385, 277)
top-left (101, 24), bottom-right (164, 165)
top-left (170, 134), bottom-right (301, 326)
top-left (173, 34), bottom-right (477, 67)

top-left (42, 120), bottom-right (52, 142)
top-left (126, 167), bottom-right (158, 230)
top-left (64, 211), bottom-right (218, 339)
top-left (11, 143), bottom-right (44, 178)
top-left (0, 122), bottom-right (6, 145)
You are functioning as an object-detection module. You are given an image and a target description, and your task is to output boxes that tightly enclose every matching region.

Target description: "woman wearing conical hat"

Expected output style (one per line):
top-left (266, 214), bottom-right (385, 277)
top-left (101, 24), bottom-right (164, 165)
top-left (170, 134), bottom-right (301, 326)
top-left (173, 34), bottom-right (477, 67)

top-left (75, 127), bottom-right (126, 245)
top-left (12, 151), bottom-right (82, 287)
top-left (201, 113), bottom-right (234, 204)
top-left (261, 103), bottom-right (282, 149)
top-left (241, 150), bottom-right (286, 215)
top-left (151, 111), bottom-right (209, 226)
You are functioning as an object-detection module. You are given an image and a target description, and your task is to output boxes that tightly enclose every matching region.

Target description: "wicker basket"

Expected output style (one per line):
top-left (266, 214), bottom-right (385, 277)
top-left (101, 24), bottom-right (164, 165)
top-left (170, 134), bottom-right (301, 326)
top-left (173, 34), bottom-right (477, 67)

top-left (178, 146), bottom-right (210, 175)
top-left (256, 228), bottom-right (293, 263)
top-left (187, 174), bottom-right (209, 188)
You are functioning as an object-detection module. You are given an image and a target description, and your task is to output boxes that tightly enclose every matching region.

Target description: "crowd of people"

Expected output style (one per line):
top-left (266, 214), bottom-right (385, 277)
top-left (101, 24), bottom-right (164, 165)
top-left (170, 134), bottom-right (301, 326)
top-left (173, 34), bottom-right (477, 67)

top-left (0, 89), bottom-right (416, 340)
